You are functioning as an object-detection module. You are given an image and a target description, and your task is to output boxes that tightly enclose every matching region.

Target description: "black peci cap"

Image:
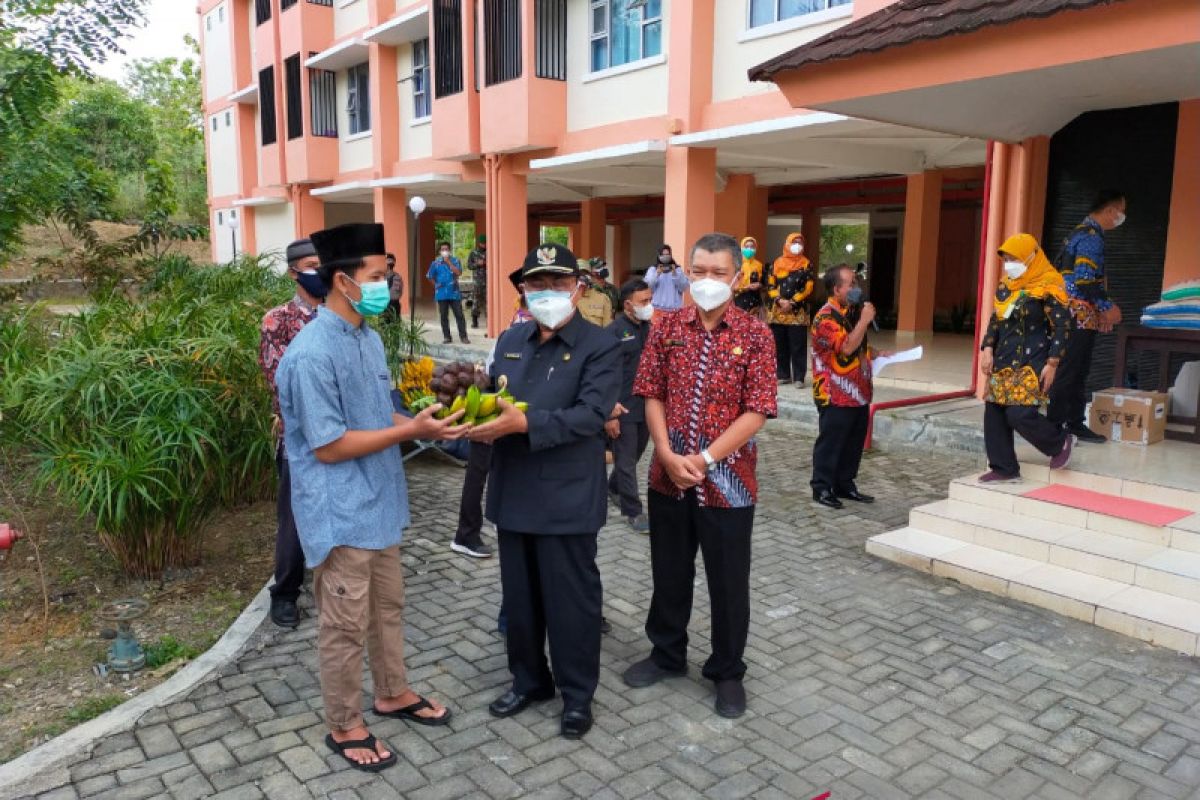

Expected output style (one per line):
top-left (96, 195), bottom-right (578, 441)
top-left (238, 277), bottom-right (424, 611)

top-left (521, 243), bottom-right (579, 279)
top-left (311, 223), bottom-right (386, 270)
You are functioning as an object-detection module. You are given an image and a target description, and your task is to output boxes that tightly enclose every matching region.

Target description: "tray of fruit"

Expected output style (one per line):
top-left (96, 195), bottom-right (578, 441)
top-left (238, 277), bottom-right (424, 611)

top-left (405, 359), bottom-right (528, 425)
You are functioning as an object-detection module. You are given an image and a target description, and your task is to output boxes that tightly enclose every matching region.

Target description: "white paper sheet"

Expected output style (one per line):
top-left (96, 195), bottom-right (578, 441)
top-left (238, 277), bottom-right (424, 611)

top-left (872, 345), bottom-right (923, 376)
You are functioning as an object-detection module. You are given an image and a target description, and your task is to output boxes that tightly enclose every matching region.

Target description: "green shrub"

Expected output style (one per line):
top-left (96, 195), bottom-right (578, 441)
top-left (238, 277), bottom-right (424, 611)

top-left (7, 255), bottom-right (288, 577)
top-left (65, 694), bottom-right (124, 723)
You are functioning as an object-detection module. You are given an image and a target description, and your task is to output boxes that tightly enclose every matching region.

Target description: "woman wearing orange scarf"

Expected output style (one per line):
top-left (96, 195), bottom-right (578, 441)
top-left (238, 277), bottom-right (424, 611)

top-left (979, 233), bottom-right (1074, 482)
top-left (766, 232), bottom-right (815, 385)
top-left (733, 236), bottom-right (765, 317)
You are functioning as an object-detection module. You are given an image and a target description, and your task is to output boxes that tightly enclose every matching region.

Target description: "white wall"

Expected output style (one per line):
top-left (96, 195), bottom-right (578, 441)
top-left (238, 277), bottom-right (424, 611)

top-left (211, 207), bottom-right (241, 263)
top-left (202, 2), bottom-right (233, 101)
top-left (254, 203), bottom-right (296, 270)
top-left (335, 0), bottom-right (370, 38)
top-left (565, 0), bottom-right (669, 131)
top-left (398, 42), bottom-right (433, 160)
top-left (338, 68), bottom-right (374, 172)
top-left (711, 3), bottom-right (854, 103)
top-left (208, 108), bottom-right (240, 198)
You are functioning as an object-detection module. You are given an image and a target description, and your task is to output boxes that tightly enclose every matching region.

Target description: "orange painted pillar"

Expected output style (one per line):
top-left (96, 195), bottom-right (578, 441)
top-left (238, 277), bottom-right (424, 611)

top-left (801, 209), bottom-right (821, 276)
top-left (374, 187), bottom-right (410, 309)
top-left (292, 188), bottom-right (325, 239)
top-left (415, 211), bottom-right (436, 302)
top-left (897, 170), bottom-right (944, 336)
top-left (578, 199), bottom-right (607, 260)
top-left (485, 155), bottom-right (529, 337)
top-left (663, 147), bottom-right (717, 260)
top-left (565, 223), bottom-right (581, 253)
top-left (527, 219), bottom-right (541, 251)
top-left (612, 221), bottom-right (630, 282)
top-left (238, 207), bottom-right (257, 256)
top-left (1164, 99), bottom-right (1200, 290)
top-left (714, 174), bottom-right (767, 247)
top-left (369, 42), bottom-right (400, 176)
top-left (473, 209), bottom-right (487, 241)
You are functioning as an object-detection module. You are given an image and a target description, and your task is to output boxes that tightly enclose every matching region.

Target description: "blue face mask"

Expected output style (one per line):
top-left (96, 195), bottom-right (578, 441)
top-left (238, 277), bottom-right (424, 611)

top-left (292, 268), bottom-right (328, 299)
top-left (846, 287), bottom-right (865, 306)
top-left (343, 275), bottom-right (390, 317)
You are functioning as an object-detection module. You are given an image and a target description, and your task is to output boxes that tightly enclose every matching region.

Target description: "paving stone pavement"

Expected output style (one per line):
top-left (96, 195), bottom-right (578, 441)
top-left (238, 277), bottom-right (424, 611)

top-left (17, 421), bottom-right (1200, 800)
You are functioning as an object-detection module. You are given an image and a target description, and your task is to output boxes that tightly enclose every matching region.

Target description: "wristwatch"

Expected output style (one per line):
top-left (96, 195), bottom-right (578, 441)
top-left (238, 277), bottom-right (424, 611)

top-left (700, 449), bottom-right (718, 472)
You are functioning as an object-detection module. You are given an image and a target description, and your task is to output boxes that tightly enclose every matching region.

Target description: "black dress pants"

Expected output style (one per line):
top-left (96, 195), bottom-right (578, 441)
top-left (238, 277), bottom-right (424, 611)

top-left (608, 418), bottom-right (650, 518)
top-left (645, 489), bottom-right (754, 682)
top-left (1048, 327), bottom-right (1097, 428)
top-left (810, 404), bottom-right (869, 496)
top-left (498, 530), bottom-right (602, 711)
top-left (455, 442), bottom-right (492, 546)
top-left (270, 448), bottom-right (305, 602)
top-left (770, 323), bottom-right (808, 383)
top-left (438, 299), bottom-right (468, 340)
top-left (984, 402), bottom-right (1068, 477)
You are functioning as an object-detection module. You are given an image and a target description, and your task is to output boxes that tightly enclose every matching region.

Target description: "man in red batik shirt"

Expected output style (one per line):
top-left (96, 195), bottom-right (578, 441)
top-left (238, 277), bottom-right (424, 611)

top-left (622, 233), bottom-right (777, 720)
top-left (259, 238), bottom-right (326, 628)
top-left (809, 264), bottom-right (880, 510)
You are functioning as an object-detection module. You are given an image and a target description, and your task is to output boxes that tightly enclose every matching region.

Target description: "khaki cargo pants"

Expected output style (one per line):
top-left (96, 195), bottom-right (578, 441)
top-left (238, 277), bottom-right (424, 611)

top-left (313, 545), bottom-right (409, 732)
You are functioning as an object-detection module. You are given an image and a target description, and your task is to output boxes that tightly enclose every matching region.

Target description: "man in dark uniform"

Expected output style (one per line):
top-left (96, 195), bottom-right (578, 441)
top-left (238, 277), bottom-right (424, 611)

top-left (606, 279), bottom-right (653, 533)
top-left (467, 243), bottom-right (620, 740)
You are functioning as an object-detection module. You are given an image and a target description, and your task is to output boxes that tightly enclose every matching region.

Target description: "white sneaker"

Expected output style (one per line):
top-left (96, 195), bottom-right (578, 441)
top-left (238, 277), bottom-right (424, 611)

top-left (451, 540), bottom-right (493, 559)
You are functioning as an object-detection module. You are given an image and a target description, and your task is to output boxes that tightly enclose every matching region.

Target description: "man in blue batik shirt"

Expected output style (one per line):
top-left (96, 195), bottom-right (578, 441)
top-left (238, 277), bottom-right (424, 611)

top-left (1048, 189), bottom-right (1126, 443)
top-left (278, 223), bottom-right (467, 773)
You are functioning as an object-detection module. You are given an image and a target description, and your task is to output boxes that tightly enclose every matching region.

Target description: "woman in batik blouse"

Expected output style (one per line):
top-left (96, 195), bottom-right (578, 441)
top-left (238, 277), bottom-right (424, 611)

top-left (979, 233), bottom-right (1075, 482)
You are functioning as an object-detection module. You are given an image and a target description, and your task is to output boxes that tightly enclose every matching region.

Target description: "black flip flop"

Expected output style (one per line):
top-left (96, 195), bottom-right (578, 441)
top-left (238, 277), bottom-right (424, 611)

top-left (373, 696), bottom-right (453, 727)
top-left (324, 733), bottom-right (397, 773)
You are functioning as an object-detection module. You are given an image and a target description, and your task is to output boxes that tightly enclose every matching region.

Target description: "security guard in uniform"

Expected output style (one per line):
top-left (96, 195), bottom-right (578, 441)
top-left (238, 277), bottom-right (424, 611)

top-left (466, 243), bottom-right (620, 740)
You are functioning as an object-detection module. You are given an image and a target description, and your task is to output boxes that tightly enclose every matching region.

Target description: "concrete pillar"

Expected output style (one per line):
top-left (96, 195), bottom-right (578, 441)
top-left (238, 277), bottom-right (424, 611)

top-left (374, 187), bottom-right (410, 309)
top-left (485, 155), bottom-right (529, 337)
top-left (527, 219), bottom-right (541, 251)
top-left (473, 208), bottom-right (487, 241)
top-left (612, 222), bottom-right (630, 282)
top-left (801, 209), bottom-right (821, 277)
top-left (897, 170), bottom-right (944, 337)
top-left (578, 199), bottom-right (607, 260)
top-left (414, 212), bottom-right (436, 302)
top-left (1164, 99), bottom-right (1200, 290)
top-left (714, 174), bottom-right (767, 247)
top-left (369, 42), bottom-right (400, 174)
top-left (565, 223), bottom-right (581, 254)
top-left (663, 147), bottom-right (717, 260)
top-left (292, 188), bottom-right (325, 239)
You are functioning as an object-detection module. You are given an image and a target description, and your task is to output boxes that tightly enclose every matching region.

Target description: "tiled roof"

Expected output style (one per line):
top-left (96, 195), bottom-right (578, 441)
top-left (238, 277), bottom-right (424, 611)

top-left (749, 0), bottom-right (1124, 81)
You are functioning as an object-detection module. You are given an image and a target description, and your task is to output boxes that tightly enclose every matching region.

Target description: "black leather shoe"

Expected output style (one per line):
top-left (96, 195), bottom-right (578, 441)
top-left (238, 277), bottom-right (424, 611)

top-left (560, 708), bottom-right (593, 739)
top-left (837, 489), bottom-right (875, 504)
top-left (270, 597), bottom-right (299, 628)
top-left (488, 687), bottom-right (555, 718)
top-left (714, 679), bottom-right (746, 719)
top-left (813, 490), bottom-right (843, 510)
top-left (1068, 422), bottom-right (1106, 444)
top-left (622, 657), bottom-right (687, 688)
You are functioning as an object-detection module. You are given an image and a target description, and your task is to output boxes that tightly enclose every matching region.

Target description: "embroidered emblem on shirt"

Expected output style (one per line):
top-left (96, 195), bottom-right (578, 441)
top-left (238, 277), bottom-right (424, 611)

top-left (733, 346), bottom-right (743, 356)
top-left (563, 353), bottom-right (571, 361)
top-left (537, 247), bottom-right (557, 266)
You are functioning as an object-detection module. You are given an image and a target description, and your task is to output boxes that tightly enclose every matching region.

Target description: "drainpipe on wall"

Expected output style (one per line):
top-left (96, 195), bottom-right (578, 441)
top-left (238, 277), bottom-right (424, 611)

top-left (864, 141), bottom-right (995, 449)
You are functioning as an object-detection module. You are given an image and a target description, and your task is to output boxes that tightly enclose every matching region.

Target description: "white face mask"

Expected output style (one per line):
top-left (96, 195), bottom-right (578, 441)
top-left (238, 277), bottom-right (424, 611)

top-left (526, 289), bottom-right (575, 329)
top-left (632, 303), bottom-right (654, 322)
top-left (789, 243), bottom-right (803, 255)
top-left (1003, 260), bottom-right (1028, 281)
top-left (690, 276), bottom-right (735, 311)
top-left (1113, 212), bottom-right (1126, 228)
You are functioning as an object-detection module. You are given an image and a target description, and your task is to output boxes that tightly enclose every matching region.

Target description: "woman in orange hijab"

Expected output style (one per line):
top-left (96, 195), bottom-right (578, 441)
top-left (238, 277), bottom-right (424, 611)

top-left (733, 236), bottom-right (765, 317)
top-left (979, 233), bottom-right (1074, 482)
top-left (766, 232), bottom-right (815, 385)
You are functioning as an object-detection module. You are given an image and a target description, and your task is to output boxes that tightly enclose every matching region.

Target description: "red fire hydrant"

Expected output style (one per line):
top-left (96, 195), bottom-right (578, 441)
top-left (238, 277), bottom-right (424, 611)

top-left (0, 523), bottom-right (23, 552)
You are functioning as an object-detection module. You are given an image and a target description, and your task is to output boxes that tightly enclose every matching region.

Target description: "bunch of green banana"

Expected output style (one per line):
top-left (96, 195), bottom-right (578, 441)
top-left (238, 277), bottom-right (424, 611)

top-left (435, 383), bottom-right (529, 424)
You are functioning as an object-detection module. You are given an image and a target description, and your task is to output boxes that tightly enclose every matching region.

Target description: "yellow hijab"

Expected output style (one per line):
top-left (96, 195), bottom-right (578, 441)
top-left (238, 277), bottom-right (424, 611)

top-left (737, 236), bottom-right (764, 289)
top-left (994, 233), bottom-right (1068, 319)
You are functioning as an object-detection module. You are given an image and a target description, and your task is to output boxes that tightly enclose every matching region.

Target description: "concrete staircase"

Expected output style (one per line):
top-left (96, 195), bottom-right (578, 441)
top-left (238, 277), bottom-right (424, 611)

top-left (868, 460), bottom-right (1200, 657)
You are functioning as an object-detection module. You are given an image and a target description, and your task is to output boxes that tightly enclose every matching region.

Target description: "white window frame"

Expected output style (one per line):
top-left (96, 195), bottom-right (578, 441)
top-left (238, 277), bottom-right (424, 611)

top-left (747, 0), bottom-right (852, 30)
top-left (411, 38), bottom-right (431, 121)
top-left (588, 0), bottom-right (662, 73)
top-left (346, 62), bottom-right (371, 136)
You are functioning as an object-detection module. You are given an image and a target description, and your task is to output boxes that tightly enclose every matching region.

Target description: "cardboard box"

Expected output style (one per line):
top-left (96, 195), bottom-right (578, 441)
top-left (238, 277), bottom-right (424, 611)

top-left (1088, 388), bottom-right (1168, 445)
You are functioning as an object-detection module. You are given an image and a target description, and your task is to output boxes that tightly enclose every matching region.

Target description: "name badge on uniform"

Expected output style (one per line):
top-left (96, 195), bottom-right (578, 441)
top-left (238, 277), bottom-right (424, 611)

top-left (621, 332), bottom-right (636, 341)
top-left (504, 352), bottom-right (522, 359)
top-left (665, 339), bottom-right (686, 347)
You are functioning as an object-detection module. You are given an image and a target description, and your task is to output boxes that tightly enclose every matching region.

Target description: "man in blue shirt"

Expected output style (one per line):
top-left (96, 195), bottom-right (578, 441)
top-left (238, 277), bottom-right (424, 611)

top-left (1048, 189), bottom-right (1126, 443)
top-left (277, 223), bottom-right (467, 773)
top-left (427, 241), bottom-right (470, 344)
